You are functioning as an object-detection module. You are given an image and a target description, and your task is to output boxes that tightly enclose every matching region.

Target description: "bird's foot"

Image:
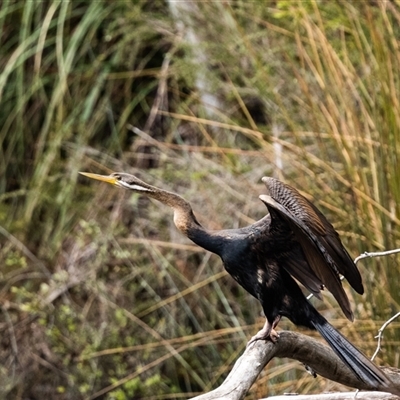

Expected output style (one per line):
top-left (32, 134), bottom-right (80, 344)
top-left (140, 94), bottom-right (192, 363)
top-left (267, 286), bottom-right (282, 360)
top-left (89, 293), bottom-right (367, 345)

top-left (247, 318), bottom-right (280, 347)
top-left (247, 328), bottom-right (280, 347)
top-left (269, 328), bottom-right (280, 342)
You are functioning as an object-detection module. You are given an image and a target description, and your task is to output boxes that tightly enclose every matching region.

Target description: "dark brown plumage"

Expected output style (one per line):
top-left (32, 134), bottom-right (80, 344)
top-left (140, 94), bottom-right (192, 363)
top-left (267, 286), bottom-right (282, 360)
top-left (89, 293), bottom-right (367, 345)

top-left (80, 171), bottom-right (396, 393)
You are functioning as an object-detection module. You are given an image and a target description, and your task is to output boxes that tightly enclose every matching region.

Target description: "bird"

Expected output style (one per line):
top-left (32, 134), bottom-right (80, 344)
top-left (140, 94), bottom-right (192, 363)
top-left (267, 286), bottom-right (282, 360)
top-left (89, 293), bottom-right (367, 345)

top-left (79, 171), bottom-right (395, 393)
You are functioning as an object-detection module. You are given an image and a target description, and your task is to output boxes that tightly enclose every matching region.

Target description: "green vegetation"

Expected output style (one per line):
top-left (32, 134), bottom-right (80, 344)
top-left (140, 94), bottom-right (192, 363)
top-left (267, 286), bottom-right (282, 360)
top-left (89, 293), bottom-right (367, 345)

top-left (1, 1), bottom-right (399, 398)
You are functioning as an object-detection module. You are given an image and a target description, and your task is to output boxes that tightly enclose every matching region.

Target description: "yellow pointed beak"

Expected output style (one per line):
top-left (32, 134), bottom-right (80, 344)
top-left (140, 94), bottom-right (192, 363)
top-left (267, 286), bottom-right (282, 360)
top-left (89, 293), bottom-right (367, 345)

top-left (79, 172), bottom-right (118, 185)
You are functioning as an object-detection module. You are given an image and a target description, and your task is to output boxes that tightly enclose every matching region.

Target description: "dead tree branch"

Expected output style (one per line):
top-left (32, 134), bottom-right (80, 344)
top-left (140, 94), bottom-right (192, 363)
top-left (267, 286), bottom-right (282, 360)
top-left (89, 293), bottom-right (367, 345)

top-left (189, 331), bottom-right (400, 400)
top-left (371, 312), bottom-right (400, 362)
top-left (267, 393), bottom-right (398, 400)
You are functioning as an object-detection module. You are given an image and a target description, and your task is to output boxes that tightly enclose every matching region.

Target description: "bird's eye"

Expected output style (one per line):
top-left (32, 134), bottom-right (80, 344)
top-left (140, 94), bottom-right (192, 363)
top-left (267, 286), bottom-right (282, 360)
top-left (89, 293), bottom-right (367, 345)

top-left (111, 173), bottom-right (122, 181)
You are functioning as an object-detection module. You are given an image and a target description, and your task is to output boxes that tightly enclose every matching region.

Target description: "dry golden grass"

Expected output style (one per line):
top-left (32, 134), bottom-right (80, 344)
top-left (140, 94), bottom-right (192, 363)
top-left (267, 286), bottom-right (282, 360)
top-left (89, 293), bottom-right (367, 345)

top-left (0, 1), bottom-right (399, 399)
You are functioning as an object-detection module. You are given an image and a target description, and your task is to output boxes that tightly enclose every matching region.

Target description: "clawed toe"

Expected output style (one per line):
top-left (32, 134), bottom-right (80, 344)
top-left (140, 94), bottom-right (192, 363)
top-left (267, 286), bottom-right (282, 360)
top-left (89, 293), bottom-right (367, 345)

top-left (269, 328), bottom-right (280, 343)
top-left (247, 329), bottom-right (280, 347)
top-left (247, 316), bottom-right (281, 347)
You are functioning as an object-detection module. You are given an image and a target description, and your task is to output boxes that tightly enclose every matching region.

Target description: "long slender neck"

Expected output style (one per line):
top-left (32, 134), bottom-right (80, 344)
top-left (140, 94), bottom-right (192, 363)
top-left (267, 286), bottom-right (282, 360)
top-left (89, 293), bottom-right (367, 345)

top-left (149, 188), bottom-right (199, 233)
top-left (144, 185), bottom-right (225, 255)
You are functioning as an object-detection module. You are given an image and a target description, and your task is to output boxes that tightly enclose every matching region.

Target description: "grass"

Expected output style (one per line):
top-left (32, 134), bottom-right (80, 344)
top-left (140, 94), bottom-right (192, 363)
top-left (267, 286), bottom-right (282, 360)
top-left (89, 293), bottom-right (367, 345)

top-left (0, 1), bottom-right (399, 399)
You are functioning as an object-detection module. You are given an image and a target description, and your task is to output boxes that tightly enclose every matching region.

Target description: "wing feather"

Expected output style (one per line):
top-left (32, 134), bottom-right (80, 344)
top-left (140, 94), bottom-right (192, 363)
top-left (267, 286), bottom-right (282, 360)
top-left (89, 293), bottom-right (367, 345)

top-left (282, 246), bottom-right (324, 300)
top-left (262, 177), bottom-right (363, 293)
top-left (259, 177), bottom-right (363, 321)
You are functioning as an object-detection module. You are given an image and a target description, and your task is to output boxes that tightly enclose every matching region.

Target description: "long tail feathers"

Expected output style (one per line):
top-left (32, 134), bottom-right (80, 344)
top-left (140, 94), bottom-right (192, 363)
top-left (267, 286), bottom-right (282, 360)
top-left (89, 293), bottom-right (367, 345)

top-left (311, 315), bottom-right (396, 393)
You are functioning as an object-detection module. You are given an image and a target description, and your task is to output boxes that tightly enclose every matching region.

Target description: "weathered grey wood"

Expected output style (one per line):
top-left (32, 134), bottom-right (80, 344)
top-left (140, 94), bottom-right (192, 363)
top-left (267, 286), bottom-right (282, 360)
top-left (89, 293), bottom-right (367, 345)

top-left (189, 331), bottom-right (400, 400)
top-left (266, 393), bottom-right (397, 400)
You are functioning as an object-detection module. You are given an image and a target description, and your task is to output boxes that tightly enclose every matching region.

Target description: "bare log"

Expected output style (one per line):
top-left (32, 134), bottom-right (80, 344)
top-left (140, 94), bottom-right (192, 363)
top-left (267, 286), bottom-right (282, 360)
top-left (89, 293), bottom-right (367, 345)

top-left (189, 331), bottom-right (400, 400)
top-left (267, 393), bottom-right (398, 400)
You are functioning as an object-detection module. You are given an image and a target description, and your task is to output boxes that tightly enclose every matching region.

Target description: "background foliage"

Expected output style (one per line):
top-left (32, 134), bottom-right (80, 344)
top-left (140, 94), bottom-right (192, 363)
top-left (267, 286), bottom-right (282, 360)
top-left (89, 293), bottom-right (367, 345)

top-left (1, 1), bottom-right (399, 399)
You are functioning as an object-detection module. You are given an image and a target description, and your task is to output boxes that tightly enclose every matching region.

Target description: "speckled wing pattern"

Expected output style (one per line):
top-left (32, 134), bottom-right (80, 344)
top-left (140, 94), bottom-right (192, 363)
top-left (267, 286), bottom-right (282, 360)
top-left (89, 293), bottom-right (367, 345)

top-left (259, 177), bottom-right (363, 321)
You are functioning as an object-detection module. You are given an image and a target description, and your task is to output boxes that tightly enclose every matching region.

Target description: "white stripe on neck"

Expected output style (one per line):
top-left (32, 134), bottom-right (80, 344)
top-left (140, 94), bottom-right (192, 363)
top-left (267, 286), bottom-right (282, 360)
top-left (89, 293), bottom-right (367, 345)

top-left (126, 184), bottom-right (151, 192)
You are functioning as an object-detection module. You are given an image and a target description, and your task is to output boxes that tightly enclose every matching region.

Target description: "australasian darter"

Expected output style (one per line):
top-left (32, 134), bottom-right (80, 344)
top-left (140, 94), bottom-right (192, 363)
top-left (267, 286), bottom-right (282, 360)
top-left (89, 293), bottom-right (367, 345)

top-left (79, 171), bottom-right (397, 394)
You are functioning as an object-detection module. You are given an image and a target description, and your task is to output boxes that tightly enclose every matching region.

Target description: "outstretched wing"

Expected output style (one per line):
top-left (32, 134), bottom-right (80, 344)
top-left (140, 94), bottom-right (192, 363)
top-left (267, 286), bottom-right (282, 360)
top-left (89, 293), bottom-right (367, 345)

top-left (259, 177), bottom-right (363, 321)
